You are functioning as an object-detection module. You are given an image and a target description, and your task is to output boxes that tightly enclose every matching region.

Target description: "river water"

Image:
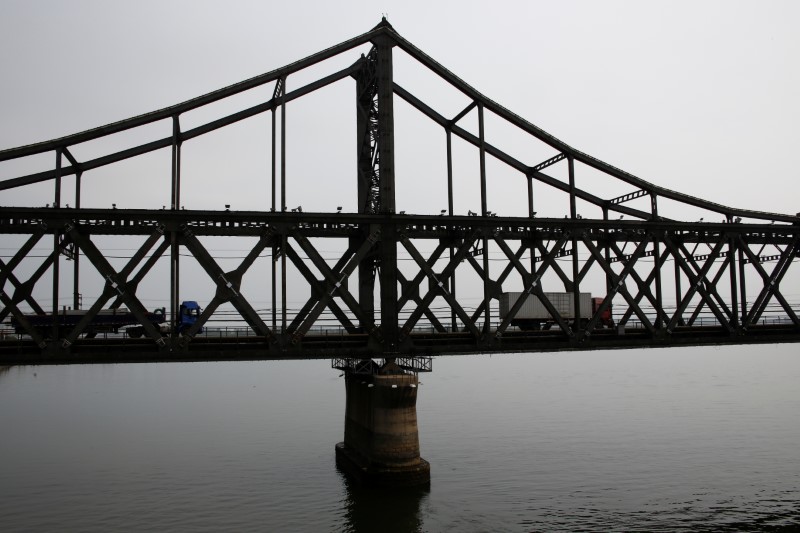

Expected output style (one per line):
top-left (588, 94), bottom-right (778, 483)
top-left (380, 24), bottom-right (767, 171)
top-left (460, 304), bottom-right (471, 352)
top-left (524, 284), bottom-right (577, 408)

top-left (1, 344), bottom-right (798, 532)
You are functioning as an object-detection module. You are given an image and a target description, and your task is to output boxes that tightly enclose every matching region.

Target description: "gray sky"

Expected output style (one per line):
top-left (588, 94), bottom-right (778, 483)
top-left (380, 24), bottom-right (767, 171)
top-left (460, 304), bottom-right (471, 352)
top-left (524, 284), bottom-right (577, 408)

top-left (0, 0), bottom-right (798, 314)
top-left (1, 0), bottom-right (798, 216)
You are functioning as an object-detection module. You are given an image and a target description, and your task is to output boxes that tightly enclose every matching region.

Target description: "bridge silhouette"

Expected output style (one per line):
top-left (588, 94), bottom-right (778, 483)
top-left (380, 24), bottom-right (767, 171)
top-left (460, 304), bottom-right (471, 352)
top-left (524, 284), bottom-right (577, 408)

top-left (1, 18), bottom-right (798, 365)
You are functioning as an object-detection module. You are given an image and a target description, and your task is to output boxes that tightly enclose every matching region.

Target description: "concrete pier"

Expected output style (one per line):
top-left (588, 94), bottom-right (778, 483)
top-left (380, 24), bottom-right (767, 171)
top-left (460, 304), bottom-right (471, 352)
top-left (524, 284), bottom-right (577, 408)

top-left (335, 360), bottom-right (430, 487)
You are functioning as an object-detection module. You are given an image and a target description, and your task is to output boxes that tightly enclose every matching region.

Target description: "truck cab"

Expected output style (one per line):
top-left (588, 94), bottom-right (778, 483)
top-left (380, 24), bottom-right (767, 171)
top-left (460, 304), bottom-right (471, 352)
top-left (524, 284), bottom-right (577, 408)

top-left (591, 297), bottom-right (614, 328)
top-left (177, 301), bottom-right (203, 334)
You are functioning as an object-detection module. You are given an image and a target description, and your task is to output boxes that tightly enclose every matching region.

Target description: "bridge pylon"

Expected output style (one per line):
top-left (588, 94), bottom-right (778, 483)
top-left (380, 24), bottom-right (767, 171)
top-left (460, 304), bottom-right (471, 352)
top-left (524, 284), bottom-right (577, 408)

top-left (334, 356), bottom-right (431, 487)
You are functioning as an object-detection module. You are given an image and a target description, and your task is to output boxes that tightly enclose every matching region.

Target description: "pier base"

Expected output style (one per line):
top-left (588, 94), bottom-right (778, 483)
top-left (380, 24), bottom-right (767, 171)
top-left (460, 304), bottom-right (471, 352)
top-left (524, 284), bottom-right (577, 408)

top-left (335, 360), bottom-right (430, 487)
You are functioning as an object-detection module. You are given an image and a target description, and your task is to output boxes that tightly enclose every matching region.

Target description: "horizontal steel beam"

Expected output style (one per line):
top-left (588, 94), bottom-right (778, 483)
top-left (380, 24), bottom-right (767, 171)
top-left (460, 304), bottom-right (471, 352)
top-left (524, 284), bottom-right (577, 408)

top-left (1, 208), bottom-right (798, 242)
top-left (2, 325), bottom-right (799, 365)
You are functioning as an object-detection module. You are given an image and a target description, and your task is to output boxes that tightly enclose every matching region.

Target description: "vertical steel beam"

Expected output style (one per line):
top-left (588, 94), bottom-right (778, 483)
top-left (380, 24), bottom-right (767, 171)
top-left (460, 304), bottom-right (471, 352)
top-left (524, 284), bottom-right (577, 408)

top-left (674, 248), bottom-right (684, 326)
top-left (738, 245), bottom-right (748, 325)
top-left (271, 104), bottom-right (277, 212)
top-left (477, 102), bottom-right (491, 332)
top-left (270, 89), bottom-right (281, 331)
top-left (52, 149), bottom-right (62, 340)
top-left (280, 77), bottom-right (288, 334)
top-left (73, 170), bottom-right (82, 309)
top-left (727, 219), bottom-right (739, 330)
top-left (271, 96), bottom-right (278, 331)
top-left (528, 177), bottom-right (536, 314)
top-left (170, 115), bottom-right (182, 340)
top-left (651, 193), bottom-right (664, 329)
top-left (172, 116), bottom-right (182, 210)
top-left (527, 175), bottom-right (534, 218)
top-left (374, 34), bottom-right (399, 352)
top-left (477, 102), bottom-right (488, 216)
top-left (281, 233), bottom-right (287, 334)
top-left (271, 244), bottom-right (278, 332)
top-left (280, 76), bottom-right (287, 211)
top-left (356, 54), bottom-right (377, 328)
top-left (447, 129), bottom-right (457, 331)
top-left (531, 197), bottom-right (539, 290)
top-left (376, 43), bottom-right (395, 215)
top-left (54, 148), bottom-right (62, 208)
top-left (446, 130), bottom-right (454, 217)
top-left (568, 156), bottom-right (581, 331)
top-left (602, 206), bottom-right (612, 312)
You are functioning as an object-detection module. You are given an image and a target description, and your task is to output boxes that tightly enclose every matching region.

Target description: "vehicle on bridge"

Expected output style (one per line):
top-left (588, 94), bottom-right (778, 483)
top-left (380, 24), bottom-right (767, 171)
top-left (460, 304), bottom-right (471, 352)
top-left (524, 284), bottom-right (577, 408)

top-left (174, 300), bottom-right (203, 335)
top-left (127, 301), bottom-right (204, 337)
top-left (500, 292), bottom-right (614, 331)
top-left (9, 301), bottom-right (203, 338)
top-left (9, 307), bottom-right (166, 339)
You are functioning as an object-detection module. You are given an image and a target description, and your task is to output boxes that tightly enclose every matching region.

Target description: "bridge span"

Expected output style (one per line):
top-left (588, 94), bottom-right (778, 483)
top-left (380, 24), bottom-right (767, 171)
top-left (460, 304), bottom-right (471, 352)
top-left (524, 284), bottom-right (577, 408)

top-left (2, 18), bottom-right (799, 487)
top-left (1, 18), bottom-right (798, 366)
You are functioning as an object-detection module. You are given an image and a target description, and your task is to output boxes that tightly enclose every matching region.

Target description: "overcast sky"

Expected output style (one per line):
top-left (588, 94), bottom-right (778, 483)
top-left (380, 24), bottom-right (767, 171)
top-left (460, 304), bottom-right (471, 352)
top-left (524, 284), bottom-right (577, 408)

top-left (1, 0), bottom-right (798, 217)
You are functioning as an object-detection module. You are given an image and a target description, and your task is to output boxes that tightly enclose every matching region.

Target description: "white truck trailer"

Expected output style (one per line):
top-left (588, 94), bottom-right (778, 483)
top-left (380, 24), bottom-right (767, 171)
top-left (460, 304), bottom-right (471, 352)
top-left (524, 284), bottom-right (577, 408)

top-left (499, 292), bottom-right (612, 330)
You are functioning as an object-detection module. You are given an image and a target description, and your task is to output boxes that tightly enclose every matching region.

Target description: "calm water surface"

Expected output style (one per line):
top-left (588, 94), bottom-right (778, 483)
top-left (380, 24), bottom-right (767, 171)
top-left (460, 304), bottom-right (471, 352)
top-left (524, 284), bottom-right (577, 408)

top-left (1, 344), bottom-right (798, 531)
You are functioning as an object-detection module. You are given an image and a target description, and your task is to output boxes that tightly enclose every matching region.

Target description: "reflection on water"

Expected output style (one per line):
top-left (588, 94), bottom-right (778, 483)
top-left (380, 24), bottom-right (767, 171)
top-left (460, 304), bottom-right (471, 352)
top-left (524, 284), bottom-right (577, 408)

top-left (0, 346), bottom-right (798, 531)
top-left (338, 467), bottom-right (428, 533)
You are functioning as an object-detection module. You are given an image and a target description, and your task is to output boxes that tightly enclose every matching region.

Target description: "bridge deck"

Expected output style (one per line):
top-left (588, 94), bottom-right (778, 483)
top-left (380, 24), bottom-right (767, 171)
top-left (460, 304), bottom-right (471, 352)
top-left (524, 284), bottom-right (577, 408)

top-left (1, 323), bottom-right (797, 365)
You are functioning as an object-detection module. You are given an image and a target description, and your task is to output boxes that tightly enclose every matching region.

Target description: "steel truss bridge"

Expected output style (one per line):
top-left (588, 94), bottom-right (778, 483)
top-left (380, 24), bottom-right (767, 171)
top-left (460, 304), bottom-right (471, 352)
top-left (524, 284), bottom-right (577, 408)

top-left (1, 19), bottom-right (798, 364)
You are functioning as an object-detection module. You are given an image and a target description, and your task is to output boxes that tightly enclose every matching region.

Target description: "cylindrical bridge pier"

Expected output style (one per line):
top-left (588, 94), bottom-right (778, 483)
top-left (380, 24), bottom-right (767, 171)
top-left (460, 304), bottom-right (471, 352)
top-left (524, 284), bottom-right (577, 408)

top-left (334, 358), bottom-right (431, 487)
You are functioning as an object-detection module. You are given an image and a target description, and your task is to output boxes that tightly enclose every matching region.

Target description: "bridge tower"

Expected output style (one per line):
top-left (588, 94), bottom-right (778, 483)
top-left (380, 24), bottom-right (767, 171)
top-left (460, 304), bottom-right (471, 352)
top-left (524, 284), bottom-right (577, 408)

top-left (336, 19), bottom-right (430, 487)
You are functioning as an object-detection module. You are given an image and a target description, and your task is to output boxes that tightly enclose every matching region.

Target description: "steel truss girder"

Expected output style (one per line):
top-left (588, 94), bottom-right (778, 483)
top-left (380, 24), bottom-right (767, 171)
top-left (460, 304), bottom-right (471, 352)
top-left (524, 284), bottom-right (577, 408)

top-left (534, 240), bottom-right (574, 290)
top-left (285, 243), bottom-right (359, 334)
top-left (289, 229), bottom-right (381, 343)
top-left (110, 238), bottom-right (171, 310)
top-left (0, 231), bottom-right (76, 347)
top-left (182, 228), bottom-right (278, 344)
top-left (0, 216), bottom-right (797, 357)
top-left (464, 242), bottom-right (525, 330)
top-left (618, 246), bottom-right (672, 326)
top-left (399, 232), bottom-right (482, 339)
top-left (739, 235), bottom-right (800, 327)
top-left (687, 252), bottom-right (734, 327)
top-left (494, 233), bottom-right (574, 338)
top-left (606, 240), bottom-right (662, 326)
top-left (180, 226), bottom-right (276, 343)
top-left (582, 235), bottom-right (655, 334)
top-left (664, 234), bottom-right (733, 333)
top-left (396, 240), bottom-right (448, 333)
top-left (400, 269), bottom-right (448, 333)
top-left (62, 227), bottom-right (168, 346)
top-left (66, 224), bottom-right (167, 347)
top-left (492, 237), bottom-right (533, 287)
top-left (0, 230), bottom-right (48, 321)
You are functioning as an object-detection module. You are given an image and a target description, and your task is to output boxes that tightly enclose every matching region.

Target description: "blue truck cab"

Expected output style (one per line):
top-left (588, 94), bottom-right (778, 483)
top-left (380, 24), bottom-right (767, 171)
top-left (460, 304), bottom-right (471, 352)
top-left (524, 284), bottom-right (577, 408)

top-left (178, 301), bottom-right (203, 334)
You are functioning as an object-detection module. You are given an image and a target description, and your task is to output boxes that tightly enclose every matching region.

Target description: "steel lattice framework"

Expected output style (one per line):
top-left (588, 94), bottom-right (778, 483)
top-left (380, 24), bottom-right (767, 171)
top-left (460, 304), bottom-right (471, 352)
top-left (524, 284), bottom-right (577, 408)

top-left (1, 19), bottom-right (798, 363)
